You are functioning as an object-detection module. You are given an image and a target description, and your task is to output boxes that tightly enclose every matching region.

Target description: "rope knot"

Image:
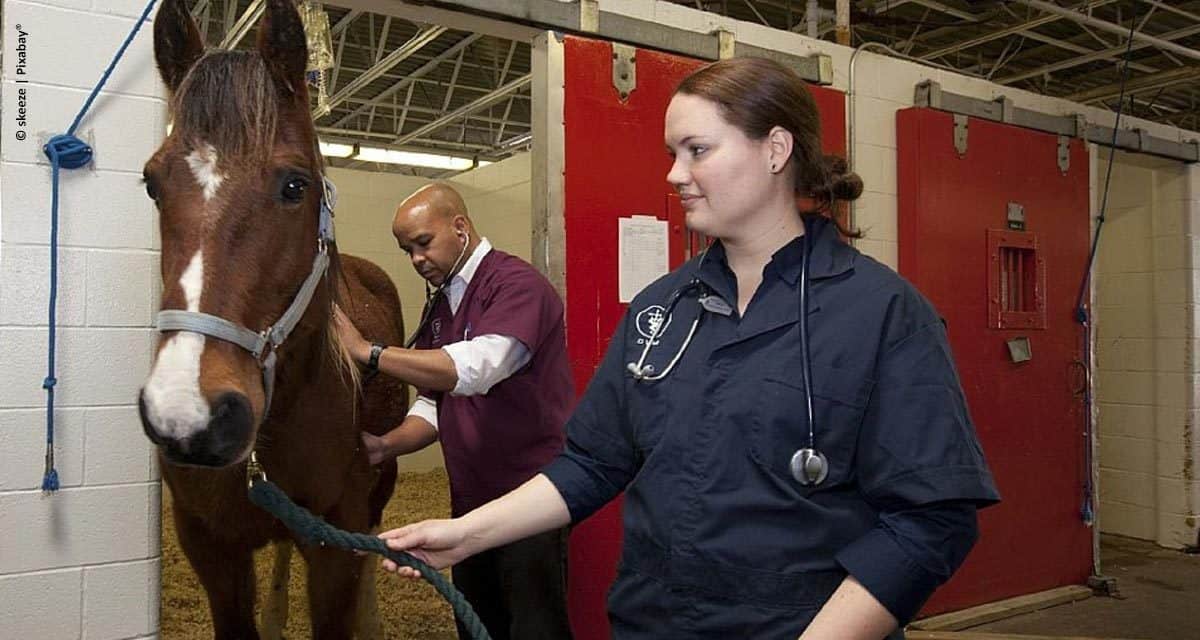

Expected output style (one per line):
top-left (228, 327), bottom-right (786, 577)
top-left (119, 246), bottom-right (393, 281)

top-left (42, 376), bottom-right (57, 390)
top-left (43, 134), bottom-right (93, 170)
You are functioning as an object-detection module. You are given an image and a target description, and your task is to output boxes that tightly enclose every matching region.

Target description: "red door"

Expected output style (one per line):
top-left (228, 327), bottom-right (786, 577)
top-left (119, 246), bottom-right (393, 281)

top-left (560, 35), bottom-right (846, 639)
top-left (897, 108), bottom-right (1092, 615)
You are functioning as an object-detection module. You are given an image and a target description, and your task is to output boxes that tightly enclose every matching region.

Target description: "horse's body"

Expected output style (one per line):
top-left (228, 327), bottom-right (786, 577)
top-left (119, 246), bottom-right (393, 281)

top-left (139, 2), bottom-right (406, 637)
top-left (161, 257), bottom-right (405, 638)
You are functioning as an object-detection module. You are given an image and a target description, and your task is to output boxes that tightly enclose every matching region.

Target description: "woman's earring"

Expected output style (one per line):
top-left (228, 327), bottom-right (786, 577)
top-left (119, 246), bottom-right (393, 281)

top-left (770, 164), bottom-right (777, 172)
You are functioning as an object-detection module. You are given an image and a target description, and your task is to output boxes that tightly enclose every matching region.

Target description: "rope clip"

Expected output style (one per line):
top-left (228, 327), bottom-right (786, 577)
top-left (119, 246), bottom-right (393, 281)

top-left (246, 450), bottom-right (267, 489)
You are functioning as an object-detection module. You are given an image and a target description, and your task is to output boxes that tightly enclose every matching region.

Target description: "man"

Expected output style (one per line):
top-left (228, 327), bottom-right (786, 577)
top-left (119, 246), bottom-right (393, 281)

top-left (334, 183), bottom-right (574, 640)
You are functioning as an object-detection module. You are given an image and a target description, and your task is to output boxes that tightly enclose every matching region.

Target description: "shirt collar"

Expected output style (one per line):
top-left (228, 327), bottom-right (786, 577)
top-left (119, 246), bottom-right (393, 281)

top-left (695, 215), bottom-right (856, 292)
top-left (453, 237), bottom-right (492, 287)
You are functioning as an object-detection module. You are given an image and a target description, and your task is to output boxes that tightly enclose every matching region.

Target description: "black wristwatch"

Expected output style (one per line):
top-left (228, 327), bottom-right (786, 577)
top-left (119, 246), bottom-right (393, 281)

top-left (367, 343), bottom-right (386, 371)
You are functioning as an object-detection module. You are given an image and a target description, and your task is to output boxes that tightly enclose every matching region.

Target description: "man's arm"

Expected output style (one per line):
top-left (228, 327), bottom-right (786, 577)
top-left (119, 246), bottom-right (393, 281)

top-left (335, 305), bottom-right (458, 392)
top-left (363, 396), bottom-right (439, 465)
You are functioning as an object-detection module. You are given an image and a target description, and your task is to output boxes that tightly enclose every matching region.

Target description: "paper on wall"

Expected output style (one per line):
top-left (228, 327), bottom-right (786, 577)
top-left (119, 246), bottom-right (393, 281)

top-left (618, 215), bottom-right (669, 303)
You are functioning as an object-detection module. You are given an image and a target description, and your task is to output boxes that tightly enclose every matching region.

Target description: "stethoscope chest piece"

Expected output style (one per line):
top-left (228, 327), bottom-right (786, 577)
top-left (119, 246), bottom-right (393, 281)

top-left (789, 448), bottom-right (828, 486)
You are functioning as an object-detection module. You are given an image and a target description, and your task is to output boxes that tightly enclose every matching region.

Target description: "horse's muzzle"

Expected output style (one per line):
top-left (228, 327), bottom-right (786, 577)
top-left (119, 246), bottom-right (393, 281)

top-left (139, 390), bottom-right (255, 467)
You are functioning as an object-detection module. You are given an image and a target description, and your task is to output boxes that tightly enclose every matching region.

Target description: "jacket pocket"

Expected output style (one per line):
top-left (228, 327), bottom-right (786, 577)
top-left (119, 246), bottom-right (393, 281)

top-left (748, 360), bottom-right (875, 491)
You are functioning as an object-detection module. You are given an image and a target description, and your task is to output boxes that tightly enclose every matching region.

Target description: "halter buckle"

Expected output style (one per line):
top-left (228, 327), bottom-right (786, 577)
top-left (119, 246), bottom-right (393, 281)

top-left (253, 330), bottom-right (277, 367)
top-left (246, 450), bottom-right (267, 488)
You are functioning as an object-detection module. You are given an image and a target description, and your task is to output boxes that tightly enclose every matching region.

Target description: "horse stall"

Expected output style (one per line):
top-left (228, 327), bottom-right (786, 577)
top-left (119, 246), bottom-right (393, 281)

top-left (3, 1), bottom-right (1200, 640)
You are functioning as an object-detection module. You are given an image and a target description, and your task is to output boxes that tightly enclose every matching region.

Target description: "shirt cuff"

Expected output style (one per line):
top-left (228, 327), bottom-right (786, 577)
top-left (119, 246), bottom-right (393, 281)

top-left (441, 334), bottom-right (531, 396)
top-left (541, 452), bottom-right (619, 523)
top-left (406, 395), bottom-right (438, 431)
top-left (835, 526), bottom-right (940, 625)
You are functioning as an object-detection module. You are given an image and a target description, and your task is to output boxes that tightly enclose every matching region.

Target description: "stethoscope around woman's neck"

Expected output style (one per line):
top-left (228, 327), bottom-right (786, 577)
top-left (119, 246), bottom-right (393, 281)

top-left (625, 222), bottom-right (829, 487)
top-left (403, 230), bottom-right (472, 349)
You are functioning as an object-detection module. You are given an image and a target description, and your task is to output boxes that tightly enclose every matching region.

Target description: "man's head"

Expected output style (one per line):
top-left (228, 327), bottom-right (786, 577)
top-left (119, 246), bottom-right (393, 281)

top-left (393, 183), bottom-right (477, 286)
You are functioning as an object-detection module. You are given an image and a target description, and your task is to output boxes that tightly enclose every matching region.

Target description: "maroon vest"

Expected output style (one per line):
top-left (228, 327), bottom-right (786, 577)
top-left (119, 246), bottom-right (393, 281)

top-left (417, 250), bottom-right (573, 516)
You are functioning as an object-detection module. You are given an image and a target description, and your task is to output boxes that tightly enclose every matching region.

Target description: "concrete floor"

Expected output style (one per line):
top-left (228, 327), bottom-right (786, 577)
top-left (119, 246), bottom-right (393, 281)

top-left (963, 534), bottom-right (1199, 639)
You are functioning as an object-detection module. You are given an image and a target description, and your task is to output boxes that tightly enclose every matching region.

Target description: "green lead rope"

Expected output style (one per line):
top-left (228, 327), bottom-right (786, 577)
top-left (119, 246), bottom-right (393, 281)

top-left (246, 472), bottom-right (492, 640)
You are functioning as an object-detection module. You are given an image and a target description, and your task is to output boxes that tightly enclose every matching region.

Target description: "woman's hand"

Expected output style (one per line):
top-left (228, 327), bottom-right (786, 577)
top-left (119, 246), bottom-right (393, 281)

top-left (378, 519), bottom-right (474, 579)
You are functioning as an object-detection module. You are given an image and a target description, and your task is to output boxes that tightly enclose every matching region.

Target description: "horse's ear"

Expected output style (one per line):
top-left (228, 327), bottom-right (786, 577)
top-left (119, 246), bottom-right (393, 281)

top-left (154, 0), bottom-right (204, 93)
top-left (257, 0), bottom-right (308, 95)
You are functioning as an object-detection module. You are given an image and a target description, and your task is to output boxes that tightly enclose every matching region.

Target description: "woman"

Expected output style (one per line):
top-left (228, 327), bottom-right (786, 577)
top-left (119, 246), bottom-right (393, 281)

top-left (378, 57), bottom-right (999, 640)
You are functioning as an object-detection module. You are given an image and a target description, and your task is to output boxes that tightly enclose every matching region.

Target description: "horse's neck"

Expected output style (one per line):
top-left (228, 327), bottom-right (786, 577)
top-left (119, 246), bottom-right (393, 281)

top-left (261, 312), bottom-right (355, 432)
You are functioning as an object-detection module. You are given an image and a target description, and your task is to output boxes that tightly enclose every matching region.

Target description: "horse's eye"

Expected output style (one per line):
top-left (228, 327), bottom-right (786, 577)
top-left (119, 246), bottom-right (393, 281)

top-left (281, 176), bottom-right (309, 203)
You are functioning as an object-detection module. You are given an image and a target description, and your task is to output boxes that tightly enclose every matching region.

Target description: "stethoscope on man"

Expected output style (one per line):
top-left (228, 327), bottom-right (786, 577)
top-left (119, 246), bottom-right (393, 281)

top-left (403, 227), bottom-right (473, 349)
top-left (626, 220), bottom-right (830, 488)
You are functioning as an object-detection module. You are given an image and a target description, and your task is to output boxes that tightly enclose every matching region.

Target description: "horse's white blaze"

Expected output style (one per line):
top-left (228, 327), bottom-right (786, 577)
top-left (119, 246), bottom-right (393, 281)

top-left (186, 144), bottom-right (224, 202)
top-left (144, 250), bottom-right (210, 440)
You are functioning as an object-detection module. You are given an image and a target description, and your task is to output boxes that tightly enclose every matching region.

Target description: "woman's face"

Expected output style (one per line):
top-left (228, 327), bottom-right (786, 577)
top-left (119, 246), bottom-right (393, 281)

top-left (664, 93), bottom-right (776, 239)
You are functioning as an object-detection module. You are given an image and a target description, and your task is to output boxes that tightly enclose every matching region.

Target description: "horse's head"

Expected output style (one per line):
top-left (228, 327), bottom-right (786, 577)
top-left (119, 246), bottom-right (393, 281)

top-left (139, 0), bottom-right (330, 467)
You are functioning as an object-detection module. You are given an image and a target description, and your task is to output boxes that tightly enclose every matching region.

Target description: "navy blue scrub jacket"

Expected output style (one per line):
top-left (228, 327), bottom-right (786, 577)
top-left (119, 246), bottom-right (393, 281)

top-left (543, 215), bottom-right (1000, 639)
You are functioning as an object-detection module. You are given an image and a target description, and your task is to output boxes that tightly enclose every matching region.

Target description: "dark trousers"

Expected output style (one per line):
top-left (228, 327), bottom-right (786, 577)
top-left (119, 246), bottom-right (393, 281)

top-left (452, 526), bottom-right (573, 640)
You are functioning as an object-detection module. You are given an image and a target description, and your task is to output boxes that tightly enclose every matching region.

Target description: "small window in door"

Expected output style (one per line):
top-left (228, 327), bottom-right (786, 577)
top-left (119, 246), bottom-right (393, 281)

top-left (988, 229), bottom-right (1046, 330)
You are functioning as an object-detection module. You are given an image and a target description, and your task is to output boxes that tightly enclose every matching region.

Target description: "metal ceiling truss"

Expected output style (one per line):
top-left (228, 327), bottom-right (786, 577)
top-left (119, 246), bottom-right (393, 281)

top-left (189, 1), bottom-right (1197, 176)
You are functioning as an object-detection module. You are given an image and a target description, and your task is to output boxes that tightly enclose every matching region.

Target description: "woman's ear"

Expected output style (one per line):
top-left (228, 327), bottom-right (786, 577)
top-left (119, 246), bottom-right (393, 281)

top-left (766, 126), bottom-right (795, 173)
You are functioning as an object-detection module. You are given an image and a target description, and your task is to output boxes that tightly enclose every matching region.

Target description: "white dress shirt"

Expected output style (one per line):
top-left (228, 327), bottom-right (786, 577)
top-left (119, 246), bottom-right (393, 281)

top-left (406, 238), bottom-right (532, 431)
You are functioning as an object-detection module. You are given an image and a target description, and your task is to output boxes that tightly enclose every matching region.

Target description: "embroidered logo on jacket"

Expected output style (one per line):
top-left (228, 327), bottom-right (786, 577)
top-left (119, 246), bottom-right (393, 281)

top-left (634, 305), bottom-right (672, 346)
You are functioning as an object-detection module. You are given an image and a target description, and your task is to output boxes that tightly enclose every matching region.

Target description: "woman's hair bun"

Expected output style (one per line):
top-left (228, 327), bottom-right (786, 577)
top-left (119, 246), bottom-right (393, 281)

top-left (824, 155), bottom-right (863, 202)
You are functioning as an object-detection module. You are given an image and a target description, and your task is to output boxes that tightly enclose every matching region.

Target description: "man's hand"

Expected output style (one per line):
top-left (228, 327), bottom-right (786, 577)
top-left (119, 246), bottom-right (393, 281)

top-left (333, 304), bottom-right (370, 363)
top-left (361, 431), bottom-right (393, 465)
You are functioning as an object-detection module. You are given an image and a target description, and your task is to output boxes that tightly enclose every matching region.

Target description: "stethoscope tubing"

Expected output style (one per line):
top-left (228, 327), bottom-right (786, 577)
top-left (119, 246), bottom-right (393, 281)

top-left (403, 234), bottom-right (472, 349)
top-left (627, 221), bottom-right (827, 485)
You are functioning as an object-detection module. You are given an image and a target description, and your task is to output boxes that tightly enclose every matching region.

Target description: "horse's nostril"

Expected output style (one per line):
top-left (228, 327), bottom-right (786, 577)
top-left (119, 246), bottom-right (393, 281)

top-left (210, 392), bottom-right (251, 425)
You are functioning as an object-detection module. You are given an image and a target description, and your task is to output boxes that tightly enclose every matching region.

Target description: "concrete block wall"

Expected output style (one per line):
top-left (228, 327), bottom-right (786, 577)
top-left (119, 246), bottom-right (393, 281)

top-left (328, 152), bottom-right (532, 471)
top-left (0, 1), bottom-right (164, 638)
top-left (1094, 150), bottom-right (1200, 549)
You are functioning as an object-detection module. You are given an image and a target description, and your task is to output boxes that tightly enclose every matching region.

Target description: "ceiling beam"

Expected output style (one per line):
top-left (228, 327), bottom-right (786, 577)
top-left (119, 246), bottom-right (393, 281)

top-left (327, 33), bottom-right (484, 127)
top-left (998, 23), bottom-right (1200, 85)
top-left (391, 74), bottom-right (531, 147)
top-left (314, 25), bottom-right (447, 118)
top-left (918, 0), bottom-right (1115, 60)
top-left (220, 0), bottom-right (264, 49)
top-left (1014, 0), bottom-right (1200, 62)
top-left (1065, 65), bottom-right (1200, 103)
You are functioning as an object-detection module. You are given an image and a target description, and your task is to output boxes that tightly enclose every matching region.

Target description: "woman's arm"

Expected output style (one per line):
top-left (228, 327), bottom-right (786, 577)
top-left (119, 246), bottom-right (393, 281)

top-left (799, 576), bottom-right (898, 640)
top-left (377, 473), bottom-right (570, 577)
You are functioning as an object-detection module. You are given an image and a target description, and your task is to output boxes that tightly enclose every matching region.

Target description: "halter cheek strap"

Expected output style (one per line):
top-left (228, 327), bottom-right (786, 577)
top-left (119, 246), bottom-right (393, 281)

top-left (154, 175), bottom-right (337, 419)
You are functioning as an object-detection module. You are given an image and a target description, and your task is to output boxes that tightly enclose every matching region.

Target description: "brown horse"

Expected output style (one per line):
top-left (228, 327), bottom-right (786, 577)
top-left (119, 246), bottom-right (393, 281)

top-left (137, 1), bottom-right (406, 637)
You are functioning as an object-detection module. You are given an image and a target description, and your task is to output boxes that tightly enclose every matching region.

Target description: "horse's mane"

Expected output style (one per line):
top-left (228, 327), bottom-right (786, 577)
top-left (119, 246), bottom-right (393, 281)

top-left (174, 50), bottom-right (361, 396)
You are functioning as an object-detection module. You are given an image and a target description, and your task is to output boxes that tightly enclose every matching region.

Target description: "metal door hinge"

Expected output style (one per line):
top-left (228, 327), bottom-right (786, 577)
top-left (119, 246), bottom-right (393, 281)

top-left (612, 43), bottom-right (637, 101)
top-left (953, 114), bottom-right (968, 157)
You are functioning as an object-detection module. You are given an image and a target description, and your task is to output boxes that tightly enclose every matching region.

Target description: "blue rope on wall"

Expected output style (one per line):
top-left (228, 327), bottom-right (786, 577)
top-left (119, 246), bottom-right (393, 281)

top-left (39, 0), bottom-right (159, 492)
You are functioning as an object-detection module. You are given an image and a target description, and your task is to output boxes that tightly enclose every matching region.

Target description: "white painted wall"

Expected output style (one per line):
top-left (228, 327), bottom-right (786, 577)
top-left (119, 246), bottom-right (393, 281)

top-left (0, 1), bottom-right (164, 638)
top-left (1094, 150), bottom-right (1200, 548)
top-left (329, 152), bottom-right (532, 471)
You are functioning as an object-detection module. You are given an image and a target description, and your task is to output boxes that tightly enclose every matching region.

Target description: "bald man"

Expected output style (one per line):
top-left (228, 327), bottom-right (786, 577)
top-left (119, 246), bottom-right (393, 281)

top-left (335, 183), bottom-right (574, 640)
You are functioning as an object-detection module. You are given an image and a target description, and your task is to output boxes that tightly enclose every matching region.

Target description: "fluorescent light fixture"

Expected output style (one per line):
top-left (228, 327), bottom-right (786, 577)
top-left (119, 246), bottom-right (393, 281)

top-left (354, 146), bottom-right (477, 171)
top-left (498, 133), bottom-right (532, 149)
top-left (319, 140), bottom-right (356, 158)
